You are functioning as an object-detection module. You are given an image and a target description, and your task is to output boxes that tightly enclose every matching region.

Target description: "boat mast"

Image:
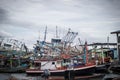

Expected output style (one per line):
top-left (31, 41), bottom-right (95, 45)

top-left (84, 41), bottom-right (88, 64)
top-left (107, 36), bottom-right (109, 48)
top-left (38, 30), bottom-right (40, 41)
top-left (44, 26), bottom-right (47, 43)
top-left (56, 26), bottom-right (58, 38)
top-left (101, 45), bottom-right (104, 64)
top-left (78, 38), bottom-right (84, 49)
top-left (86, 42), bottom-right (88, 64)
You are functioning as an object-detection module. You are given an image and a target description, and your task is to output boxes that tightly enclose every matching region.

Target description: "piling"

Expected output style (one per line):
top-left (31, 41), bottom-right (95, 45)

top-left (64, 70), bottom-right (74, 80)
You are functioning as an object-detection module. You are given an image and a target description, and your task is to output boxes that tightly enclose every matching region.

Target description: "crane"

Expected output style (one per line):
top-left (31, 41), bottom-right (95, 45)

top-left (62, 28), bottom-right (78, 47)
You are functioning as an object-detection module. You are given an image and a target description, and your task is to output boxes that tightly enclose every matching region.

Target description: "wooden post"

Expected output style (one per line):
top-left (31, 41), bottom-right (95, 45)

top-left (116, 33), bottom-right (120, 61)
top-left (64, 70), bottom-right (74, 80)
top-left (101, 45), bottom-right (104, 64)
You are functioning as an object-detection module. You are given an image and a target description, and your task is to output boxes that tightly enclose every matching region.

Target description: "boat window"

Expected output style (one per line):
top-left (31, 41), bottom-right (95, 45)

top-left (52, 62), bottom-right (55, 65)
top-left (35, 63), bottom-right (41, 67)
top-left (63, 59), bottom-right (70, 63)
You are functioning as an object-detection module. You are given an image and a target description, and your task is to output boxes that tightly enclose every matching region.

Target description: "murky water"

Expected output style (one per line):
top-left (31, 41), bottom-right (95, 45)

top-left (0, 73), bottom-right (120, 80)
top-left (0, 73), bottom-right (11, 80)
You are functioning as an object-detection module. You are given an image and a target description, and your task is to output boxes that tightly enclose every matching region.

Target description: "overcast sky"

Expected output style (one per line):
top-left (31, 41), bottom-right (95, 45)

top-left (0, 0), bottom-right (120, 49)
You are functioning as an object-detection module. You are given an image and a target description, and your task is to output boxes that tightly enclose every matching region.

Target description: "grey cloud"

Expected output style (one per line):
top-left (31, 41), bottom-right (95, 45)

top-left (74, 0), bottom-right (120, 17)
top-left (0, 30), bottom-right (12, 38)
top-left (0, 8), bottom-right (8, 24)
top-left (0, 0), bottom-right (119, 47)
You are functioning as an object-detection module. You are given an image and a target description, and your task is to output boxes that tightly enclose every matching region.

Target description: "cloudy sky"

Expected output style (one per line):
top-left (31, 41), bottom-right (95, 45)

top-left (0, 0), bottom-right (120, 49)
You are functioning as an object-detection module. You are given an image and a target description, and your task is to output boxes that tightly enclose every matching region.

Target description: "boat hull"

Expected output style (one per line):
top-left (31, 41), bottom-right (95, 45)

top-left (26, 65), bottom-right (96, 76)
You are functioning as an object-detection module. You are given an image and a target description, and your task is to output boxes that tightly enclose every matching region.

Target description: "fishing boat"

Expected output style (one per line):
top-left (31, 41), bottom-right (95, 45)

top-left (26, 28), bottom-right (96, 76)
top-left (0, 38), bottom-right (29, 73)
top-left (26, 41), bottom-right (96, 76)
top-left (26, 58), bottom-right (95, 76)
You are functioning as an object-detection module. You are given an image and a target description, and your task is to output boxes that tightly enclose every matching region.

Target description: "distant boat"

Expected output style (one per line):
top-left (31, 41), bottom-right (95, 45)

top-left (0, 38), bottom-right (29, 73)
top-left (0, 56), bottom-right (30, 73)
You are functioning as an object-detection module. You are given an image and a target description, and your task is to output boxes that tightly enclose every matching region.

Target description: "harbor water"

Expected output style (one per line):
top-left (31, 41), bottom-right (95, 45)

top-left (0, 73), bottom-right (120, 80)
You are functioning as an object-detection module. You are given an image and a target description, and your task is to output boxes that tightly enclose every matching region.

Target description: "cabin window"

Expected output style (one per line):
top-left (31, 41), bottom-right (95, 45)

top-left (63, 59), bottom-right (70, 63)
top-left (52, 62), bottom-right (55, 65)
top-left (35, 63), bottom-right (41, 67)
top-left (63, 59), bottom-right (66, 63)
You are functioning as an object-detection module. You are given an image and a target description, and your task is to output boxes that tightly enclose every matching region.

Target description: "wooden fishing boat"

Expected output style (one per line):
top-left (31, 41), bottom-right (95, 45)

top-left (26, 58), bottom-right (96, 76)
top-left (26, 28), bottom-right (96, 76)
top-left (26, 41), bottom-right (96, 76)
top-left (0, 38), bottom-right (29, 73)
